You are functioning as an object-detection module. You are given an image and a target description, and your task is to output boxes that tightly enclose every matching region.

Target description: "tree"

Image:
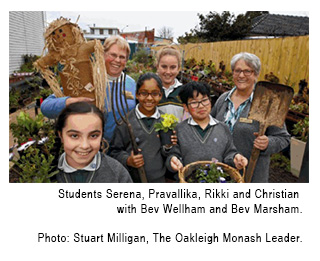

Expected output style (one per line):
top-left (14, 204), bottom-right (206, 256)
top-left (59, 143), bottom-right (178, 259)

top-left (178, 11), bottom-right (269, 43)
top-left (157, 26), bottom-right (174, 39)
top-left (177, 31), bottom-right (203, 44)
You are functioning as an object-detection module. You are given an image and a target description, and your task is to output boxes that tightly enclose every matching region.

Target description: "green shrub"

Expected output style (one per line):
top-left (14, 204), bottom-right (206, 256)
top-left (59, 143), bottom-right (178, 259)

top-left (270, 153), bottom-right (290, 172)
top-left (292, 117), bottom-right (309, 142)
top-left (10, 112), bottom-right (59, 183)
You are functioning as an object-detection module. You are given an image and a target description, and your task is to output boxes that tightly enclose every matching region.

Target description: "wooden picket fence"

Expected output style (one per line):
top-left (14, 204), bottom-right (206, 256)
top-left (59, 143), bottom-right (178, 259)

top-left (152, 35), bottom-right (309, 92)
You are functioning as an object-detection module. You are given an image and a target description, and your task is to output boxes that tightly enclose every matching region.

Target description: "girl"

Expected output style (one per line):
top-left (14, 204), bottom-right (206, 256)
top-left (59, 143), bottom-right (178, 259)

top-left (55, 102), bottom-right (132, 183)
top-left (109, 73), bottom-right (177, 183)
top-left (156, 46), bottom-right (188, 122)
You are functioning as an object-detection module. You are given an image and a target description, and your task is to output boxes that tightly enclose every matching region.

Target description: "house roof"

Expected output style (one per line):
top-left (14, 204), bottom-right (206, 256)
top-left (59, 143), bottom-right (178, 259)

top-left (250, 14), bottom-right (309, 36)
top-left (89, 26), bottom-right (119, 30)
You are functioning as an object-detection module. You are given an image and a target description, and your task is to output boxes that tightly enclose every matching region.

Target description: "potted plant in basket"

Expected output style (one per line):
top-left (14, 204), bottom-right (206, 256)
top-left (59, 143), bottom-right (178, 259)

top-left (154, 113), bottom-right (179, 147)
top-left (179, 161), bottom-right (244, 183)
top-left (290, 116), bottom-right (309, 177)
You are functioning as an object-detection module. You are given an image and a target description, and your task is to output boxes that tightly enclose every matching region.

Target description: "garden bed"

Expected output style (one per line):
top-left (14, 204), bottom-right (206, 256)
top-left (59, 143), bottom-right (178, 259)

top-left (268, 166), bottom-right (298, 183)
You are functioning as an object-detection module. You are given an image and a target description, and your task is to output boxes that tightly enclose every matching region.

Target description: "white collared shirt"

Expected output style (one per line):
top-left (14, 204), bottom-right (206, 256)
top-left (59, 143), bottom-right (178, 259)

top-left (187, 114), bottom-right (218, 127)
top-left (135, 104), bottom-right (161, 119)
top-left (162, 78), bottom-right (182, 98)
top-left (58, 152), bottom-right (101, 173)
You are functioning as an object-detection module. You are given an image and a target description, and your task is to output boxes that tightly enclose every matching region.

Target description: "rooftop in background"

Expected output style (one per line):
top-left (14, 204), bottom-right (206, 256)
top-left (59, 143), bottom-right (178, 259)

top-left (84, 25), bottom-right (120, 40)
top-left (250, 14), bottom-right (309, 37)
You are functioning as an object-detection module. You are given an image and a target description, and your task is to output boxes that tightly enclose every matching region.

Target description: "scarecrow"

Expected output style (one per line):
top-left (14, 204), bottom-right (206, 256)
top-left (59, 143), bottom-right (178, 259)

top-left (34, 17), bottom-right (107, 111)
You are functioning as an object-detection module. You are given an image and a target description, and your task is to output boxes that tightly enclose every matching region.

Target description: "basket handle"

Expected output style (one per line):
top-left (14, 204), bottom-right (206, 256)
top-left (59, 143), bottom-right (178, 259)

top-left (178, 166), bottom-right (187, 183)
top-left (242, 167), bottom-right (246, 182)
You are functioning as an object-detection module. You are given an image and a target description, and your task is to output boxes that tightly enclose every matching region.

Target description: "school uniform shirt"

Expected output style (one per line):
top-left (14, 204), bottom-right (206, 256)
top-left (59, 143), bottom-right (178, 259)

top-left (166, 115), bottom-right (238, 172)
top-left (211, 90), bottom-right (290, 183)
top-left (108, 107), bottom-right (168, 183)
top-left (56, 152), bottom-right (132, 183)
top-left (158, 79), bottom-right (189, 122)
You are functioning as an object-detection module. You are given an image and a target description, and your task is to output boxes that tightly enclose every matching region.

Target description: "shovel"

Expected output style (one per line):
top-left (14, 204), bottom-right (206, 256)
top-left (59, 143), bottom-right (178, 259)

top-left (245, 81), bottom-right (294, 183)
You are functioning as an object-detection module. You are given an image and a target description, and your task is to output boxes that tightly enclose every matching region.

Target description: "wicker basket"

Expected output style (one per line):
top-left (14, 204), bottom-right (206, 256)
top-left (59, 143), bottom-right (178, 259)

top-left (178, 161), bottom-right (245, 183)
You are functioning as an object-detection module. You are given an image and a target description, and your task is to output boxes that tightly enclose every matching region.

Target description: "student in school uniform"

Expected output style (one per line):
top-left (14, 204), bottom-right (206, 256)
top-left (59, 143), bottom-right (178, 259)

top-left (166, 81), bottom-right (248, 173)
top-left (55, 102), bottom-right (132, 183)
top-left (109, 73), bottom-right (177, 183)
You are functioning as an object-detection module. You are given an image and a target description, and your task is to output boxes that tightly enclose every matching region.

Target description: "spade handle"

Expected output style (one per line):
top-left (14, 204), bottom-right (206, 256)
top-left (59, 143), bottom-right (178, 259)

top-left (245, 123), bottom-right (267, 183)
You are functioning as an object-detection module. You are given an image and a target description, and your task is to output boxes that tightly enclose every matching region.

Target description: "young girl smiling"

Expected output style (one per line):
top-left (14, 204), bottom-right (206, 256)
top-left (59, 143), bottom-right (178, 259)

top-left (156, 46), bottom-right (188, 122)
top-left (109, 73), bottom-right (177, 182)
top-left (55, 102), bottom-right (132, 183)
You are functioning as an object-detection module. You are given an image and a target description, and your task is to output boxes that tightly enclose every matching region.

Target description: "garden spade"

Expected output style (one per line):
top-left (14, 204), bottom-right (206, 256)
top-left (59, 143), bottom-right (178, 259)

top-left (245, 81), bottom-right (294, 183)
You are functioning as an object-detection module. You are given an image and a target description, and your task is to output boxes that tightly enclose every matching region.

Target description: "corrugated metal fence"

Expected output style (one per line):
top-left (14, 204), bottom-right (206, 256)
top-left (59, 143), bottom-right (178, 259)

top-left (153, 36), bottom-right (309, 92)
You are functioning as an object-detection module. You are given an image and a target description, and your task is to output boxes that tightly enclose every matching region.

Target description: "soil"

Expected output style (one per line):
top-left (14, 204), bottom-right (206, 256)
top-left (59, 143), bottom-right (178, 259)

top-left (9, 165), bottom-right (21, 183)
top-left (268, 167), bottom-right (299, 183)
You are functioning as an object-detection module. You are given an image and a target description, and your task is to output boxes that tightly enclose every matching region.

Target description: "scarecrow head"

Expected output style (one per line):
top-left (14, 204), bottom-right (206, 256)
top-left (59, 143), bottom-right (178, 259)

top-left (45, 17), bottom-right (84, 51)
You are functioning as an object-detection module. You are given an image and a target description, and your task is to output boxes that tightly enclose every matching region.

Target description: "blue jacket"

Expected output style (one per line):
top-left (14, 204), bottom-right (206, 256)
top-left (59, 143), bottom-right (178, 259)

top-left (41, 75), bottom-right (136, 143)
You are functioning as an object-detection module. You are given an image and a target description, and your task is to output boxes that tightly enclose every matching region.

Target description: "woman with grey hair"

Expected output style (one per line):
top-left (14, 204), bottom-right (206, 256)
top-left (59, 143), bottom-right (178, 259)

top-left (211, 52), bottom-right (290, 183)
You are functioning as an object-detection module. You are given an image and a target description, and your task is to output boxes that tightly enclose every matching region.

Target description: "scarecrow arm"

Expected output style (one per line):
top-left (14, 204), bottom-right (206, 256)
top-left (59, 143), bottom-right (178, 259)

top-left (34, 54), bottom-right (58, 71)
top-left (33, 53), bottom-right (64, 98)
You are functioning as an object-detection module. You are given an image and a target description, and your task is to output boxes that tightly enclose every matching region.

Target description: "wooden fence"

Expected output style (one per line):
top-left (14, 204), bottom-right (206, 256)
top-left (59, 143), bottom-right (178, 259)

top-left (152, 36), bottom-right (309, 93)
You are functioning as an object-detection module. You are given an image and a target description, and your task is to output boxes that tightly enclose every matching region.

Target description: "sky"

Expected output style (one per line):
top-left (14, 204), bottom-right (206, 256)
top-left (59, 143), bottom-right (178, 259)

top-left (45, 11), bottom-right (309, 42)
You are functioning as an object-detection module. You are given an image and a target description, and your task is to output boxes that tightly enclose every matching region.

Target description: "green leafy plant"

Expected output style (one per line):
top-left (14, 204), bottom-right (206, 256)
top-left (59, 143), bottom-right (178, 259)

top-left (13, 140), bottom-right (58, 183)
top-left (39, 87), bottom-right (53, 98)
top-left (290, 102), bottom-right (309, 114)
top-left (292, 116), bottom-right (309, 142)
top-left (184, 58), bottom-right (197, 69)
top-left (10, 112), bottom-right (59, 183)
top-left (182, 59), bottom-right (234, 87)
top-left (20, 54), bottom-right (40, 72)
top-left (154, 113), bottom-right (179, 133)
top-left (9, 89), bottom-right (20, 109)
top-left (10, 112), bottom-right (50, 145)
top-left (132, 48), bottom-right (150, 64)
top-left (270, 153), bottom-right (291, 172)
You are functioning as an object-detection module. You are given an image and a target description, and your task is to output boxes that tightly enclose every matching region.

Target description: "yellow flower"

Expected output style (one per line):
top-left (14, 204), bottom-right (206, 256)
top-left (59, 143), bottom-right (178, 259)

top-left (155, 113), bottom-right (179, 132)
top-left (162, 119), bottom-right (171, 128)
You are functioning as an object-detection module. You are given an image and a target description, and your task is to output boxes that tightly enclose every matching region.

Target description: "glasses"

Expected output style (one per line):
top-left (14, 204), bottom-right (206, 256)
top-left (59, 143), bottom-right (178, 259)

top-left (233, 69), bottom-right (254, 76)
top-left (107, 52), bottom-right (127, 61)
top-left (138, 91), bottom-right (162, 98)
top-left (188, 98), bottom-right (211, 109)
